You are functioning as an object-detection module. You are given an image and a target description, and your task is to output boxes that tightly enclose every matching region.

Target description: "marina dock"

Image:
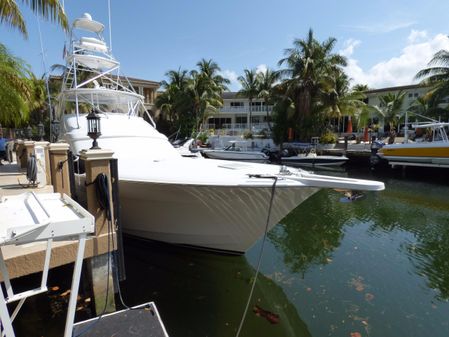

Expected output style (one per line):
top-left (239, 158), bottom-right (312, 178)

top-left (0, 142), bottom-right (168, 337)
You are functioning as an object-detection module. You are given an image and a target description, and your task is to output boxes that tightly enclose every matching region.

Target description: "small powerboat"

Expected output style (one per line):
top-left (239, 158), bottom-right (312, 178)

top-left (201, 140), bottom-right (269, 163)
top-left (281, 148), bottom-right (349, 167)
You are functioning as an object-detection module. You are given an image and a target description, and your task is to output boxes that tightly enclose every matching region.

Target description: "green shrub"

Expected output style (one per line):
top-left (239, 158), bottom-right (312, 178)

top-left (243, 130), bottom-right (253, 139)
top-left (319, 131), bottom-right (337, 144)
top-left (197, 132), bottom-right (208, 144)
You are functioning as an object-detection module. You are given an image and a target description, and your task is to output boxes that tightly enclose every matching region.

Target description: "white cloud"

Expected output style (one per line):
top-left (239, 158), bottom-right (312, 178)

top-left (342, 21), bottom-right (415, 34)
top-left (256, 64), bottom-right (268, 74)
top-left (339, 39), bottom-right (361, 57)
top-left (220, 69), bottom-right (241, 91)
top-left (344, 33), bottom-right (449, 89)
top-left (408, 29), bottom-right (428, 43)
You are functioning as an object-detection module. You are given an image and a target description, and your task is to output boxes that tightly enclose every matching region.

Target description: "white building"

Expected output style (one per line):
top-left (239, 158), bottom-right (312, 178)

top-left (203, 92), bottom-right (273, 136)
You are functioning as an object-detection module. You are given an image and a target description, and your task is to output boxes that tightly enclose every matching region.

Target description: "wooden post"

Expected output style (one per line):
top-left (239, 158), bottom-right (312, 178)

top-left (79, 148), bottom-right (116, 315)
top-left (24, 140), bottom-right (35, 158)
top-left (35, 141), bottom-right (51, 186)
top-left (49, 143), bottom-right (71, 195)
top-left (15, 140), bottom-right (27, 169)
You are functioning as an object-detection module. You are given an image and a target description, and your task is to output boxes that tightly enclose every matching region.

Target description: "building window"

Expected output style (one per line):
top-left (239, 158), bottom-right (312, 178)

top-left (250, 102), bottom-right (262, 106)
top-left (143, 88), bottom-right (153, 104)
top-left (414, 93), bottom-right (419, 97)
top-left (230, 102), bottom-right (244, 107)
top-left (408, 93), bottom-right (413, 98)
top-left (208, 117), bottom-right (231, 128)
top-left (235, 116), bottom-right (247, 124)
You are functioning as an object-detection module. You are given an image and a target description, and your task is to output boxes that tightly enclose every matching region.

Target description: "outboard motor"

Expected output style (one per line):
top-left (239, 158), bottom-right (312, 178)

top-left (369, 139), bottom-right (385, 168)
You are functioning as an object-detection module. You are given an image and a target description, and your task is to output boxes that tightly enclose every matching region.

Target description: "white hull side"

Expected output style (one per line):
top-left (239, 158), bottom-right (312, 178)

top-left (281, 156), bottom-right (348, 167)
top-left (119, 180), bottom-right (319, 253)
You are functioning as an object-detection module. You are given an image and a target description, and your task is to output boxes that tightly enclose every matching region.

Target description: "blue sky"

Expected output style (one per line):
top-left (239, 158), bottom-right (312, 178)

top-left (2, 0), bottom-right (449, 91)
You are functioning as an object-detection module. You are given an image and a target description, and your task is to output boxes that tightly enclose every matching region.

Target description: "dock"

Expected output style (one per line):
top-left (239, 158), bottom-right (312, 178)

top-left (0, 141), bottom-right (167, 336)
top-left (320, 142), bottom-right (373, 164)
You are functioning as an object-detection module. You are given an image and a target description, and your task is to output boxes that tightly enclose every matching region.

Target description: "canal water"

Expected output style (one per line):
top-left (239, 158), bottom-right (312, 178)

top-left (11, 166), bottom-right (449, 337)
top-left (118, 167), bottom-right (449, 337)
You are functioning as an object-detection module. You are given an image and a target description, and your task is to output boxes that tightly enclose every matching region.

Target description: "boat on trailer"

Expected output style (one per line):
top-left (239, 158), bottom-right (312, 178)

top-left (56, 13), bottom-right (385, 254)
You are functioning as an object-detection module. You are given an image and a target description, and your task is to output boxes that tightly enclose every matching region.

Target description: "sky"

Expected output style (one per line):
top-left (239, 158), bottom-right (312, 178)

top-left (2, 0), bottom-right (449, 91)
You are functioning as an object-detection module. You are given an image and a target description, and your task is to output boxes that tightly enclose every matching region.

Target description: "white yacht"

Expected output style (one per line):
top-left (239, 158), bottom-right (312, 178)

top-left (57, 14), bottom-right (385, 254)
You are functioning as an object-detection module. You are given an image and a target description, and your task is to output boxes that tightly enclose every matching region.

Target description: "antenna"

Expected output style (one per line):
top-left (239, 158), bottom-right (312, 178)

top-left (36, 11), bottom-right (53, 141)
top-left (108, 0), bottom-right (113, 52)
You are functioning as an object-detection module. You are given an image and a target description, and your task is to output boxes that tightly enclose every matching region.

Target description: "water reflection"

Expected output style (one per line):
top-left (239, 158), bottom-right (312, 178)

top-left (120, 238), bottom-right (312, 337)
top-left (268, 191), bottom-right (349, 275)
top-left (264, 177), bottom-right (449, 336)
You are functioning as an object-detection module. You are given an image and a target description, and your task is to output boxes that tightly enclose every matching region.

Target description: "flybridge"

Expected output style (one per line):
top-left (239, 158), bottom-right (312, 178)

top-left (56, 13), bottom-right (155, 128)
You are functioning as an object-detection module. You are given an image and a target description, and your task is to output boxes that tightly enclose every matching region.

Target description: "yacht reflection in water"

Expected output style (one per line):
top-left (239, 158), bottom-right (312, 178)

top-left (120, 237), bottom-right (312, 337)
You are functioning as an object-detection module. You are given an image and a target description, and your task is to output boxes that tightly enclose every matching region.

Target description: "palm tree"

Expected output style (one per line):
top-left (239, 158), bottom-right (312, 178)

top-left (189, 59), bottom-right (229, 132)
top-left (318, 71), bottom-right (369, 133)
top-left (415, 50), bottom-right (449, 101)
top-left (375, 91), bottom-right (406, 132)
top-left (1, 0), bottom-right (68, 38)
top-left (278, 28), bottom-right (347, 141)
top-left (352, 83), bottom-right (369, 92)
top-left (196, 58), bottom-right (229, 93)
top-left (257, 68), bottom-right (279, 130)
top-left (156, 68), bottom-right (192, 136)
top-left (237, 69), bottom-right (259, 131)
top-left (0, 42), bottom-right (32, 126)
top-left (156, 60), bottom-right (229, 137)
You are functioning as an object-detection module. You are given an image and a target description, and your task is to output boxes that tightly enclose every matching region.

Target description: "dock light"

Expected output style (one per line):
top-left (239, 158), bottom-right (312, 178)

top-left (86, 109), bottom-right (101, 149)
top-left (26, 125), bottom-right (33, 140)
top-left (38, 122), bottom-right (45, 141)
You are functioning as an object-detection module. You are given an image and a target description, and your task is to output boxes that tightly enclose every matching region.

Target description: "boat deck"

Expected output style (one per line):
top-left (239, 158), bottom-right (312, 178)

top-left (73, 302), bottom-right (168, 337)
top-left (0, 161), bottom-right (115, 280)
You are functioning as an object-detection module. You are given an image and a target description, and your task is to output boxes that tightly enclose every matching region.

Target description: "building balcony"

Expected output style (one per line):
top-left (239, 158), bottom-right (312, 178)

top-left (203, 122), bottom-right (271, 136)
top-left (219, 106), bottom-right (273, 114)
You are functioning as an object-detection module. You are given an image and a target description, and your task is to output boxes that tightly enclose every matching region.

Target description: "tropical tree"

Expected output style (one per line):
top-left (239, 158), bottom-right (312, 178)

top-left (0, 42), bottom-right (32, 126)
top-left (374, 91), bottom-right (406, 132)
top-left (190, 59), bottom-right (229, 132)
top-left (277, 28), bottom-right (347, 141)
top-left (156, 68), bottom-right (192, 136)
top-left (237, 68), bottom-right (259, 131)
top-left (156, 59), bottom-right (229, 138)
top-left (407, 95), bottom-right (448, 120)
top-left (352, 83), bottom-right (369, 92)
top-left (317, 71), bottom-right (369, 133)
top-left (415, 49), bottom-right (449, 119)
top-left (415, 50), bottom-right (449, 100)
top-left (0, 0), bottom-right (68, 38)
top-left (257, 68), bottom-right (279, 130)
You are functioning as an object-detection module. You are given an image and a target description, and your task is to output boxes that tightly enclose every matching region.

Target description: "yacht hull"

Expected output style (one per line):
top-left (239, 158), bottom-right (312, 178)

top-left (281, 156), bottom-right (349, 167)
top-left (377, 142), bottom-right (449, 167)
top-left (119, 179), bottom-right (318, 253)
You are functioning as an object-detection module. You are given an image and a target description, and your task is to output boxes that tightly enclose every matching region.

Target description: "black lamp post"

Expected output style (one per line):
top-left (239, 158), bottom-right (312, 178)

top-left (38, 122), bottom-right (45, 141)
top-left (86, 109), bottom-right (101, 149)
top-left (26, 125), bottom-right (33, 140)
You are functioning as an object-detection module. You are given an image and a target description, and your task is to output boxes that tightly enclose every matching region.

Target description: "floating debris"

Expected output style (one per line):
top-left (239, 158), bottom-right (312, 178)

top-left (349, 276), bottom-right (366, 292)
top-left (253, 305), bottom-right (280, 324)
top-left (364, 293), bottom-right (375, 302)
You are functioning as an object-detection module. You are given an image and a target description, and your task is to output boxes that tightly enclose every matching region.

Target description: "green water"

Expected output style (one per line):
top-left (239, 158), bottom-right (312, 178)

top-left (10, 168), bottom-right (449, 337)
top-left (119, 168), bottom-right (449, 337)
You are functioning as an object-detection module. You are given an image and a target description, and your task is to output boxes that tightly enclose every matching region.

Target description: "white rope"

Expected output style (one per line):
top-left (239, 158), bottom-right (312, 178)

top-left (235, 176), bottom-right (278, 337)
